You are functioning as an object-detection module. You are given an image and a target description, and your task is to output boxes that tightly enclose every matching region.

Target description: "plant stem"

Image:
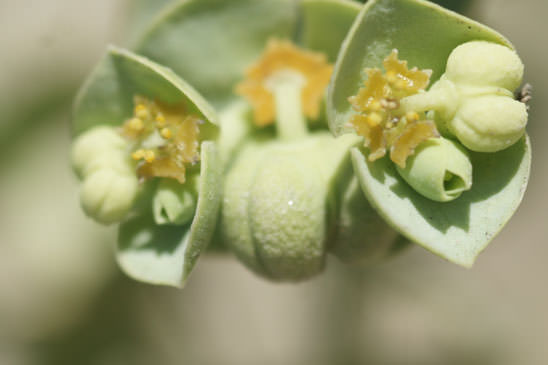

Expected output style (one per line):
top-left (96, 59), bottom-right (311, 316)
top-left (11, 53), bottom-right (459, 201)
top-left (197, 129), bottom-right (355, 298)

top-left (272, 79), bottom-right (308, 141)
top-left (399, 87), bottom-right (452, 115)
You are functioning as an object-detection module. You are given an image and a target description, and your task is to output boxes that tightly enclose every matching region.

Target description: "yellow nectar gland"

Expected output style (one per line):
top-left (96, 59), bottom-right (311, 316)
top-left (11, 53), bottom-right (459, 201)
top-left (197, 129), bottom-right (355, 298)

top-left (348, 50), bottom-right (438, 168)
top-left (235, 39), bottom-right (333, 126)
top-left (121, 95), bottom-right (201, 184)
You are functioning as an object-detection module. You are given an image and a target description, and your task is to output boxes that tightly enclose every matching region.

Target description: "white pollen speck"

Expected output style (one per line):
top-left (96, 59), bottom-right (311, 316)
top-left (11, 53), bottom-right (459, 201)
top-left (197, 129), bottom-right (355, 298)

top-left (288, 200), bottom-right (294, 206)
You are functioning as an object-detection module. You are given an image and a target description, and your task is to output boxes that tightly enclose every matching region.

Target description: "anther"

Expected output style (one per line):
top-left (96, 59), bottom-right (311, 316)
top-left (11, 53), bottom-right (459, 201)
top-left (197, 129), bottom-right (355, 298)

top-left (406, 111), bottom-right (420, 122)
top-left (128, 118), bottom-right (144, 132)
top-left (135, 104), bottom-right (148, 119)
top-left (144, 150), bottom-right (156, 163)
top-left (156, 114), bottom-right (166, 127)
top-left (367, 113), bottom-right (383, 127)
top-left (132, 149), bottom-right (145, 160)
top-left (160, 128), bottom-right (172, 139)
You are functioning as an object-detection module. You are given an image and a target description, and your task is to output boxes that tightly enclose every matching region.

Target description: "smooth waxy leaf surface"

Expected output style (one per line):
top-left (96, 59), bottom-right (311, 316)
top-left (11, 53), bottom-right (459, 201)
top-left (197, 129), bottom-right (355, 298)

top-left (328, 0), bottom-right (531, 266)
top-left (351, 137), bottom-right (530, 267)
top-left (136, 0), bottom-right (362, 108)
top-left (136, 0), bottom-right (298, 108)
top-left (117, 142), bottom-right (222, 287)
top-left (73, 46), bottom-right (218, 137)
top-left (300, 0), bottom-right (362, 62)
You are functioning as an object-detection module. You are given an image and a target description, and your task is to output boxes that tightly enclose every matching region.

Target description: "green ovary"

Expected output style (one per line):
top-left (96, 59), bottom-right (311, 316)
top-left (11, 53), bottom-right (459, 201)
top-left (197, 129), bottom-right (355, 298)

top-left (449, 95), bottom-right (527, 152)
top-left (400, 41), bottom-right (528, 154)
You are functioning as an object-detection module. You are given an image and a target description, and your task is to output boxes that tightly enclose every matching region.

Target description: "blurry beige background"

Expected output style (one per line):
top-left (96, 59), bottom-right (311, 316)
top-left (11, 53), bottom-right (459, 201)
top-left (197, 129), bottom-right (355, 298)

top-left (0, 1), bottom-right (545, 364)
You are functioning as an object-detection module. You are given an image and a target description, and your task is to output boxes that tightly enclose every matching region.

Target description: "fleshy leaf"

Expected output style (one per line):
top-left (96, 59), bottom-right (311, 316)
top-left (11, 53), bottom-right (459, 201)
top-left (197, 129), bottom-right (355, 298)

top-left (351, 135), bottom-right (530, 267)
top-left (73, 46), bottom-right (218, 138)
top-left (300, 0), bottom-right (362, 62)
top-left (330, 176), bottom-right (400, 263)
top-left (327, 0), bottom-right (531, 266)
top-left (136, 0), bottom-right (298, 108)
top-left (116, 142), bottom-right (221, 287)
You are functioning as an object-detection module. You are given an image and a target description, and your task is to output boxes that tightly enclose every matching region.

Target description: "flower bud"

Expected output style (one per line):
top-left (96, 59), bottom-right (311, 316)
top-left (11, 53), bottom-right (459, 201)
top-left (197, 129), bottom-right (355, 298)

top-left (72, 126), bottom-right (128, 177)
top-left (448, 95), bottom-right (528, 152)
top-left (80, 169), bottom-right (138, 224)
top-left (446, 41), bottom-right (524, 91)
top-left (396, 137), bottom-right (472, 202)
top-left (153, 178), bottom-right (198, 226)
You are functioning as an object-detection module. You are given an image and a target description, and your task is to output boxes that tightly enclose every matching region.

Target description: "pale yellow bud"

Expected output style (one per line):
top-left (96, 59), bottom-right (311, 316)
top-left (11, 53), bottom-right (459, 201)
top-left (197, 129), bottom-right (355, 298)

top-left (446, 41), bottom-right (524, 92)
top-left (71, 126), bottom-right (127, 176)
top-left (449, 95), bottom-right (528, 152)
top-left (80, 169), bottom-right (138, 224)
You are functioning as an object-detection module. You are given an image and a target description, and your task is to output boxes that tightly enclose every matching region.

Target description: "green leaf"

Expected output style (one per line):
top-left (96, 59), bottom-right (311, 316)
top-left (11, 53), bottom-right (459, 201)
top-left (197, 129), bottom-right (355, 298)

top-left (330, 175), bottom-right (400, 264)
top-left (327, 0), bottom-right (531, 266)
top-left (328, 0), bottom-right (512, 137)
top-left (73, 46), bottom-right (218, 138)
top-left (136, 0), bottom-right (298, 108)
top-left (351, 135), bottom-right (530, 267)
top-left (116, 142), bottom-right (222, 287)
top-left (300, 0), bottom-right (362, 62)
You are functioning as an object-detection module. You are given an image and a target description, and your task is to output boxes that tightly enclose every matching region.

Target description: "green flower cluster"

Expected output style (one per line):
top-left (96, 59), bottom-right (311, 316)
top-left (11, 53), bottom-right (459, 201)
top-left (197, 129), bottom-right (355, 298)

top-left (72, 0), bottom-right (530, 287)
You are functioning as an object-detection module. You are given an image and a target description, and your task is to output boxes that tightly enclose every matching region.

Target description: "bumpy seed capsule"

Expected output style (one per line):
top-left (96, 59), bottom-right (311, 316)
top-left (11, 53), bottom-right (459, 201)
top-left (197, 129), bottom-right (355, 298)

top-left (222, 143), bottom-right (328, 281)
top-left (449, 95), bottom-right (528, 152)
top-left (72, 126), bottom-right (139, 224)
top-left (80, 169), bottom-right (139, 224)
top-left (400, 41), bottom-right (528, 154)
top-left (71, 126), bottom-right (129, 176)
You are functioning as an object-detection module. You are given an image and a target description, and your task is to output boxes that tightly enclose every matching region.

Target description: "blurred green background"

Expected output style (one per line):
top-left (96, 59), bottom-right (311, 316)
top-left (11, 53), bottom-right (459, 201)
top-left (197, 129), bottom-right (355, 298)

top-left (0, 1), bottom-right (545, 364)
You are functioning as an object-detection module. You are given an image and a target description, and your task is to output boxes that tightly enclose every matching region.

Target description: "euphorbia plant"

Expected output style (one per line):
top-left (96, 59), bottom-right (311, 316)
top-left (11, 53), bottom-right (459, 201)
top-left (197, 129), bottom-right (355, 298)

top-left (328, 0), bottom-right (531, 267)
top-left (72, 48), bottom-right (222, 287)
top-left (135, 0), bottom-right (400, 282)
top-left (71, 0), bottom-right (530, 287)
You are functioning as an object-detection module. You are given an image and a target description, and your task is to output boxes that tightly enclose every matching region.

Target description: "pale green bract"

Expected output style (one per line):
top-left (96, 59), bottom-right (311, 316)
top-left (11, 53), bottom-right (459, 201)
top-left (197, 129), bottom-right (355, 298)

top-left (72, 47), bottom-right (221, 287)
top-left (328, 0), bottom-right (531, 267)
top-left (396, 137), bottom-right (472, 202)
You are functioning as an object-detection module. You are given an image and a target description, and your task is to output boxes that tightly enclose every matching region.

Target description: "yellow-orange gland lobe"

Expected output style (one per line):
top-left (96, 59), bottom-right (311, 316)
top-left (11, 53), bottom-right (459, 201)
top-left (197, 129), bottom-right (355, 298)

top-left (121, 95), bottom-right (201, 184)
top-left (349, 50), bottom-right (438, 168)
top-left (236, 39), bottom-right (333, 126)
